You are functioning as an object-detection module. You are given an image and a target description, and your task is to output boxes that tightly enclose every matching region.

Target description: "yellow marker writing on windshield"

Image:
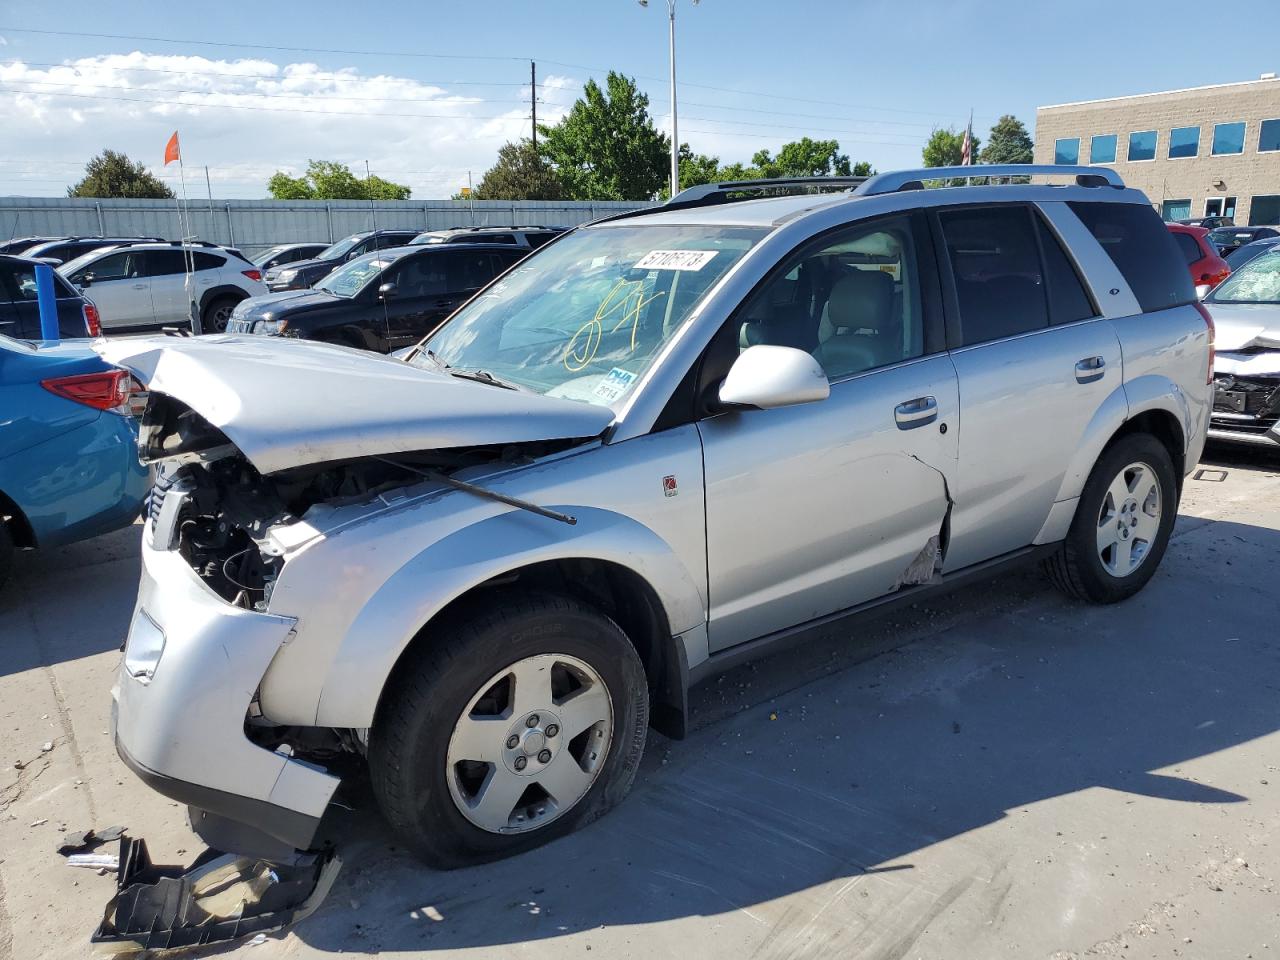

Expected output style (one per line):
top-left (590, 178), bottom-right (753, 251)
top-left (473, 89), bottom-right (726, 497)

top-left (564, 278), bottom-right (667, 372)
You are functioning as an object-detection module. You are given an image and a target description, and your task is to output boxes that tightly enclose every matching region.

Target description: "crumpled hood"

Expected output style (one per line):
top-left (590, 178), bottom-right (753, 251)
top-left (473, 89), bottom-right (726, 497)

top-left (95, 335), bottom-right (615, 474)
top-left (1204, 302), bottom-right (1280, 376)
top-left (1205, 301), bottom-right (1280, 351)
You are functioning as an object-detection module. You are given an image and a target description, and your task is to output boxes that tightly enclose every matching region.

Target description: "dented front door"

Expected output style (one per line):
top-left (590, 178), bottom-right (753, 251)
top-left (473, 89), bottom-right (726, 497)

top-left (699, 354), bottom-right (959, 652)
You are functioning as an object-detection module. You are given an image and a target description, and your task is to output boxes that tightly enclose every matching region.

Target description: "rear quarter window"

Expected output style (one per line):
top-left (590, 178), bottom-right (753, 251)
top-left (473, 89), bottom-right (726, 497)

top-left (1171, 232), bottom-right (1202, 265)
top-left (1068, 202), bottom-right (1196, 311)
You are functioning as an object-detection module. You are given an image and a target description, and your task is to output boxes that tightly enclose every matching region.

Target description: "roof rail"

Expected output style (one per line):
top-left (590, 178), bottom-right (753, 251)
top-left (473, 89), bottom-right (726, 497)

top-left (855, 164), bottom-right (1124, 196)
top-left (666, 176), bottom-right (868, 211)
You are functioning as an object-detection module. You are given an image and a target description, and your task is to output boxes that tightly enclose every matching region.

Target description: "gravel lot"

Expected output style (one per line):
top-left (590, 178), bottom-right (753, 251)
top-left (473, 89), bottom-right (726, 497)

top-left (2, 443), bottom-right (1278, 960)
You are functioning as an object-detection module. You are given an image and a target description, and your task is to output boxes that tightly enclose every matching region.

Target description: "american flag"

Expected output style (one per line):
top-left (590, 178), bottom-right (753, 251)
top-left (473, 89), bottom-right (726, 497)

top-left (960, 110), bottom-right (973, 166)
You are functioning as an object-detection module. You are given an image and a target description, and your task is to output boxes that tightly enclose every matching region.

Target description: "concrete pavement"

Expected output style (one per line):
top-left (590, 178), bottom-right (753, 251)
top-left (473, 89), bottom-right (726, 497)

top-left (1, 444), bottom-right (1278, 960)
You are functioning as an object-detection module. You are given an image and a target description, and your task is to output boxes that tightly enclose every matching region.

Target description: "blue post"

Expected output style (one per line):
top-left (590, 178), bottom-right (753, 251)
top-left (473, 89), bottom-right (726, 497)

top-left (34, 263), bottom-right (59, 342)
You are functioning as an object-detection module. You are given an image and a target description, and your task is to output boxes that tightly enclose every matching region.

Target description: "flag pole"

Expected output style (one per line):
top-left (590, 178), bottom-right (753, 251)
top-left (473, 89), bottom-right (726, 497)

top-left (177, 151), bottom-right (199, 334)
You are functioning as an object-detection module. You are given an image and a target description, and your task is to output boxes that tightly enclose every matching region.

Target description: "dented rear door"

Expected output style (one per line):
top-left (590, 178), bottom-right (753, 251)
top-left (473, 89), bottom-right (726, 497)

top-left (699, 355), bottom-right (958, 652)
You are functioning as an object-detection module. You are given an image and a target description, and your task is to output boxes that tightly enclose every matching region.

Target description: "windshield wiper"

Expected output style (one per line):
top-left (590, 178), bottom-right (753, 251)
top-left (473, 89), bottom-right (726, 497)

top-left (448, 367), bottom-right (521, 391)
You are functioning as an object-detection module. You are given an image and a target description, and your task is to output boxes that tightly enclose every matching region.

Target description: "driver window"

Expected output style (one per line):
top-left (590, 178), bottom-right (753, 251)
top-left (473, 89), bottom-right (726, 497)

top-left (736, 217), bottom-right (924, 380)
top-left (78, 252), bottom-right (139, 283)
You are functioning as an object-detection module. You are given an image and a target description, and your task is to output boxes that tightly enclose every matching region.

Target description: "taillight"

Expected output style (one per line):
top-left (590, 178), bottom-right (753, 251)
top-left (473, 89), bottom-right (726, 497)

top-left (242, 269), bottom-right (263, 282)
top-left (1194, 301), bottom-right (1215, 385)
top-left (82, 301), bottom-right (101, 337)
top-left (41, 370), bottom-right (132, 411)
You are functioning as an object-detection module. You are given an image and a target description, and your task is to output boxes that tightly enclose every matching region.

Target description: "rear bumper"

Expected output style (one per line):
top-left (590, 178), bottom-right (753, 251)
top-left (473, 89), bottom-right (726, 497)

top-left (112, 532), bottom-right (339, 855)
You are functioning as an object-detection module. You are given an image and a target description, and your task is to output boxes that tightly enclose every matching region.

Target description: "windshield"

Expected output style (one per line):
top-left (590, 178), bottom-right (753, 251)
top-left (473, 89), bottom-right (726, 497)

top-left (314, 252), bottom-right (392, 297)
top-left (415, 223), bottom-right (766, 408)
top-left (1209, 229), bottom-right (1255, 246)
top-left (1207, 250), bottom-right (1280, 304)
top-left (316, 234), bottom-right (365, 261)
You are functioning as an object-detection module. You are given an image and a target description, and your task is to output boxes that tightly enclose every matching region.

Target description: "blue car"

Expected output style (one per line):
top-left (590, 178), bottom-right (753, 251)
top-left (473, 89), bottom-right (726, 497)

top-left (0, 335), bottom-right (148, 589)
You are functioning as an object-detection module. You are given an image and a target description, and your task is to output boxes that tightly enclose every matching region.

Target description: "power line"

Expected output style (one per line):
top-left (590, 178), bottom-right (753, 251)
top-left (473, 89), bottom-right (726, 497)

top-left (0, 25), bottom-right (992, 125)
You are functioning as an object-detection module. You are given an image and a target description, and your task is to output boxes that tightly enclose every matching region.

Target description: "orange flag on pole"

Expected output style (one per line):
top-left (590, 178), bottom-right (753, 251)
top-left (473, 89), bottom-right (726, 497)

top-left (164, 131), bottom-right (180, 166)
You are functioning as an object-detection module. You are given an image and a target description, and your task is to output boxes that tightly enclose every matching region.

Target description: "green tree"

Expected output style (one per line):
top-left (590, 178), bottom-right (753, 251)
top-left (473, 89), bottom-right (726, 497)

top-left (266, 160), bottom-right (410, 200)
top-left (473, 140), bottom-right (565, 200)
top-left (538, 72), bottom-right (669, 200)
top-left (979, 115), bottom-right (1033, 165)
top-left (922, 127), bottom-right (981, 168)
top-left (67, 149), bottom-right (174, 199)
top-left (752, 137), bottom-right (853, 178)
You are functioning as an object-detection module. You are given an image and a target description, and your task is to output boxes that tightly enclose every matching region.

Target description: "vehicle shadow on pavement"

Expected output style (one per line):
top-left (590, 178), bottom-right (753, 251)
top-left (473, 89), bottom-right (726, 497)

top-left (284, 516), bottom-right (1280, 956)
top-left (0, 523), bottom-right (141, 678)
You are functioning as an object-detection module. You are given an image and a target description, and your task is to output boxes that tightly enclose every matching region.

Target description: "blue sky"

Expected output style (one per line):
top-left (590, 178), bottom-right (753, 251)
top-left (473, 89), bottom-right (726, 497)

top-left (0, 0), bottom-right (1277, 197)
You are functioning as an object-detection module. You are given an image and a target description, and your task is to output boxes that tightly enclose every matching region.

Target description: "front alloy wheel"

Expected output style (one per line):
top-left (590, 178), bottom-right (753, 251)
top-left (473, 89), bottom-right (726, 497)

top-left (446, 654), bottom-right (613, 834)
top-left (369, 593), bottom-right (649, 868)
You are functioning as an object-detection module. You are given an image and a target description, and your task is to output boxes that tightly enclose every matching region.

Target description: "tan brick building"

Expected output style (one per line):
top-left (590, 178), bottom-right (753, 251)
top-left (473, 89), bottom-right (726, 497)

top-left (1034, 75), bottom-right (1280, 226)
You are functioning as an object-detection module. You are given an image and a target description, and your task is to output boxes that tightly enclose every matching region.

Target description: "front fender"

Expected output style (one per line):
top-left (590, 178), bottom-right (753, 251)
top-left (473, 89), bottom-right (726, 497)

top-left (309, 505), bottom-right (705, 728)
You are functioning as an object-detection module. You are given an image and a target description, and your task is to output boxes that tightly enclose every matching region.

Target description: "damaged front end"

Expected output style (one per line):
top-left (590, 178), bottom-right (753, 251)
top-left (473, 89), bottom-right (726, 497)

top-left (1209, 371), bottom-right (1280, 445)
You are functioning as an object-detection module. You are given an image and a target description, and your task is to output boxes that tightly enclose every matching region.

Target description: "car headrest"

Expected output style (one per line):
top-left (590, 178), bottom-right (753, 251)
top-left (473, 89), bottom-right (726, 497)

top-left (827, 270), bottom-right (892, 330)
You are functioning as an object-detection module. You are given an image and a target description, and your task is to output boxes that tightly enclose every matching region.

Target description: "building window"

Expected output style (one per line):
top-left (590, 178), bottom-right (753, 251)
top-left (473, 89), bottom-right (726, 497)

top-left (1054, 138), bottom-right (1080, 165)
top-left (1251, 196), bottom-right (1280, 226)
top-left (1168, 126), bottom-right (1200, 159)
top-left (1128, 130), bottom-right (1157, 162)
top-left (1212, 122), bottom-right (1246, 155)
top-left (1259, 119), bottom-right (1280, 153)
top-left (1089, 134), bottom-right (1117, 164)
top-left (1162, 199), bottom-right (1191, 222)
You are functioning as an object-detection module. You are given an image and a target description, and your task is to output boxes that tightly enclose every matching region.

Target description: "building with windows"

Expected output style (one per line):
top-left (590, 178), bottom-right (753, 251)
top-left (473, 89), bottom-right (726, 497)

top-left (1034, 75), bottom-right (1280, 225)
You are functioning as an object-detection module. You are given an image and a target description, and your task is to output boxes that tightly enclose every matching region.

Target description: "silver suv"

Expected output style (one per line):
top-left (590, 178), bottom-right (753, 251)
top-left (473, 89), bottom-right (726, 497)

top-left (101, 166), bottom-right (1212, 869)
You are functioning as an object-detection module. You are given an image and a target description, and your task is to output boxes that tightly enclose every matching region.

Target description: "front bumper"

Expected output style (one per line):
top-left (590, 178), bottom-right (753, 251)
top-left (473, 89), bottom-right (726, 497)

top-left (112, 531), bottom-right (339, 854)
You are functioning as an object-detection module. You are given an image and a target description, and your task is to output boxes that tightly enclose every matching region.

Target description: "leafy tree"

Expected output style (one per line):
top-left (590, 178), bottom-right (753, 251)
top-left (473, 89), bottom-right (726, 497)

top-left (266, 160), bottom-right (411, 200)
top-left (538, 72), bottom-right (669, 200)
top-left (474, 140), bottom-right (565, 200)
top-left (752, 137), bottom-right (853, 178)
top-left (67, 149), bottom-right (174, 199)
top-left (979, 115), bottom-right (1033, 165)
top-left (922, 127), bottom-right (980, 169)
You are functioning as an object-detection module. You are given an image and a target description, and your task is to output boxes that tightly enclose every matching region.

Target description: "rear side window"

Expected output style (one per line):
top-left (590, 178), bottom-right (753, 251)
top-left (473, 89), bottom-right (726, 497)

top-left (1035, 217), bottom-right (1096, 324)
top-left (939, 205), bottom-right (1049, 345)
top-left (147, 250), bottom-right (188, 276)
top-left (192, 252), bottom-right (225, 270)
top-left (448, 250), bottom-right (502, 290)
top-left (1171, 232), bottom-right (1202, 265)
top-left (1068, 202), bottom-right (1196, 311)
top-left (525, 232), bottom-right (557, 249)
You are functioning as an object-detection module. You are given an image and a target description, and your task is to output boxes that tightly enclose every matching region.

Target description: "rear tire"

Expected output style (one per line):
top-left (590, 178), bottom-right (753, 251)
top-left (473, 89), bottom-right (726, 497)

top-left (368, 593), bottom-right (649, 869)
top-left (1044, 432), bottom-right (1177, 604)
top-left (201, 295), bottom-right (241, 334)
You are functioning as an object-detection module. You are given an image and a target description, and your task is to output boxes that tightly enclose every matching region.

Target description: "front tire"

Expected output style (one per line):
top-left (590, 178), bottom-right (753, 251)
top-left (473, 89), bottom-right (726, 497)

top-left (1044, 433), bottom-right (1178, 604)
top-left (368, 593), bottom-right (649, 869)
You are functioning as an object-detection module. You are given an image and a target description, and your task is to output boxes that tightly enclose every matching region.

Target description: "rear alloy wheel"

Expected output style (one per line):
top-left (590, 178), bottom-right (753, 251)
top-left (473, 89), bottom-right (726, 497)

top-left (1044, 433), bottom-right (1177, 604)
top-left (369, 593), bottom-right (648, 868)
top-left (202, 296), bottom-right (240, 334)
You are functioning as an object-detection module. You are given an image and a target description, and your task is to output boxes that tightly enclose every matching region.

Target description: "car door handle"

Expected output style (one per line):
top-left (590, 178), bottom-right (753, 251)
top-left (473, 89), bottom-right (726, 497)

top-left (894, 396), bottom-right (938, 430)
top-left (132, 283), bottom-right (147, 289)
top-left (1075, 356), bottom-right (1106, 384)
top-left (433, 299), bottom-right (454, 308)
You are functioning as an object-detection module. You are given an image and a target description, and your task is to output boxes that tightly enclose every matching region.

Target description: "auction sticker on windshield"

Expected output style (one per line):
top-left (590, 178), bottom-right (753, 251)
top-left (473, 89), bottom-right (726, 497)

top-left (593, 367), bottom-right (639, 403)
top-left (634, 250), bottom-right (719, 271)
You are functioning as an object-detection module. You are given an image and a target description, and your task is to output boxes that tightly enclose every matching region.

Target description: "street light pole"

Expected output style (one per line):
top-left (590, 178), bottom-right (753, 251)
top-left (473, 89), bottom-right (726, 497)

top-left (666, 1), bottom-right (679, 198)
top-left (641, 0), bottom-right (697, 199)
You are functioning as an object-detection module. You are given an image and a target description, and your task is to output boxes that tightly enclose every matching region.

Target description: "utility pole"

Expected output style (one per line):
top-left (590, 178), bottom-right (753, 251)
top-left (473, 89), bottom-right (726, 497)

top-left (531, 61), bottom-right (538, 152)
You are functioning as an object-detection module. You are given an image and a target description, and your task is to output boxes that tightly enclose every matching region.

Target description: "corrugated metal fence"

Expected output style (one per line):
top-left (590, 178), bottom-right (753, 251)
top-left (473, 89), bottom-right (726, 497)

top-left (0, 197), bottom-right (652, 256)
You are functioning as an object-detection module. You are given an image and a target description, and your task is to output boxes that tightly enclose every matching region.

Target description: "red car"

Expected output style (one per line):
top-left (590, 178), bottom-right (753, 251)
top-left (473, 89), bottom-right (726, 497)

top-left (1166, 223), bottom-right (1230, 295)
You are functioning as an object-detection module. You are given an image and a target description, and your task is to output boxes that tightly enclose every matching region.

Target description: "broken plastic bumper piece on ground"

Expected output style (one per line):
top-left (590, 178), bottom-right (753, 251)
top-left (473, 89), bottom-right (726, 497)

top-left (91, 836), bottom-right (340, 955)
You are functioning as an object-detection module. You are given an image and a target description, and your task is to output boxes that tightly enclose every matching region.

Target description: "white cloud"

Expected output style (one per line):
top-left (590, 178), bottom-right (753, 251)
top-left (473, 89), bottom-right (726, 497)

top-left (0, 53), bottom-right (576, 198)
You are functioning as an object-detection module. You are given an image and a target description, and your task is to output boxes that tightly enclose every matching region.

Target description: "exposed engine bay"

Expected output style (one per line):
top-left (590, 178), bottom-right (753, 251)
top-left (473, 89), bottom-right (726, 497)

top-left (140, 394), bottom-right (581, 608)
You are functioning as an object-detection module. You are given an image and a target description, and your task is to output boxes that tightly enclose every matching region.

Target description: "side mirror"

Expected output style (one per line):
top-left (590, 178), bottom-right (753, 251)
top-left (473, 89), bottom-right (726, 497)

top-left (1195, 283), bottom-right (1211, 299)
top-left (718, 344), bottom-right (830, 410)
top-left (378, 281), bottom-right (397, 300)
top-left (79, 273), bottom-right (94, 288)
